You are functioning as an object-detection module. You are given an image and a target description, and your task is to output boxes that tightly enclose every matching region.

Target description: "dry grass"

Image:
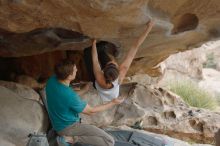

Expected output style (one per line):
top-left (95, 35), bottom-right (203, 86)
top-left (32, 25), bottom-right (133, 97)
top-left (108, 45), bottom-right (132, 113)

top-left (168, 80), bottom-right (218, 110)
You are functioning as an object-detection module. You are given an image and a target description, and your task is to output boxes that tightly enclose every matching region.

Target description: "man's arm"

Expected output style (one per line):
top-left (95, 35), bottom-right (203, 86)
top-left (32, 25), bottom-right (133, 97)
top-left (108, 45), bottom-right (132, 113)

top-left (82, 98), bottom-right (124, 115)
top-left (119, 20), bottom-right (154, 84)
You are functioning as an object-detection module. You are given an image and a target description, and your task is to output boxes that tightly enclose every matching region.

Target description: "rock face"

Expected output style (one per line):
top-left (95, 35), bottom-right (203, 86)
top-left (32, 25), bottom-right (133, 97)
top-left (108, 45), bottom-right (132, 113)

top-left (81, 83), bottom-right (220, 144)
top-left (0, 1), bottom-right (220, 145)
top-left (157, 41), bottom-right (220, 111)
top-left (199, 68), bottom-right (220, 96)
top-left (0, 81), bottom-right (49, 146)
top-left (1, 0), bottom-right (220, 76)
top-left (158, 46), bottom-right (206, 87)
top-left (158, 40), bottom-right (220, 85)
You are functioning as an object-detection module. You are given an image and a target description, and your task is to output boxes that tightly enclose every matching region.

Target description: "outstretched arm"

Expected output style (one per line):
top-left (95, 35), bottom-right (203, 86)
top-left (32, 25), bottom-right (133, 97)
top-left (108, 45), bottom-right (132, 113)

top-left (82, 98), bottom-right (124, 115)
top-left (119, 20), bottom-right (154, 84)
top-left (91, 40), bottom-right (108, 88)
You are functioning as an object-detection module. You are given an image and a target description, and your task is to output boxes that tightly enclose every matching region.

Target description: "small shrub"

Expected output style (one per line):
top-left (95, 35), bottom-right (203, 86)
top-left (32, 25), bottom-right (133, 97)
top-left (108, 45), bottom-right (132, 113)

top-left (168, 80), bottom-right (218, 110)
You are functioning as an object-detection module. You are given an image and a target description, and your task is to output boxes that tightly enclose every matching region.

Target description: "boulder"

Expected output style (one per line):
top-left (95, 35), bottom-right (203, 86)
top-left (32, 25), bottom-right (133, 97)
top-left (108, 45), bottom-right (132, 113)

top-left (81, 83), bottom-right (220, 144)
top-left (0, 81), bottom-right (49, 146)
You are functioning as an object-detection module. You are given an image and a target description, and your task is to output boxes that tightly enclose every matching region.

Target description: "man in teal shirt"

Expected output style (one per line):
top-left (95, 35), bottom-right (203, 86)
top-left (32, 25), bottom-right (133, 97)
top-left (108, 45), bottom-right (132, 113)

top-left (46, 59), bottom-right (124, 146)
top-left (46, 75), bottom-right (87, 132)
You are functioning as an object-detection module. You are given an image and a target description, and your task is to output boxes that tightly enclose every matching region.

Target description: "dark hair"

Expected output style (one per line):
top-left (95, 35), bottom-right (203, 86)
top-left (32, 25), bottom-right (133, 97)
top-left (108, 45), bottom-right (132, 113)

top-left (103, 63), bottom-right (119, 84)
top-left (54, 59), bottom-right (75, 80)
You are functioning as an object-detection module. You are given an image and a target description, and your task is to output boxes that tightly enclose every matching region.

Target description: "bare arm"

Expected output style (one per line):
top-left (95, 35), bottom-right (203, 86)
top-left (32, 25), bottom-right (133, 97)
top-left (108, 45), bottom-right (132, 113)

top-left (82, 98), bottom-right (124, 115)
top-left (91, 40), bottom-right (108, 88)
top-left (119, 20), bottom-right (154, 84)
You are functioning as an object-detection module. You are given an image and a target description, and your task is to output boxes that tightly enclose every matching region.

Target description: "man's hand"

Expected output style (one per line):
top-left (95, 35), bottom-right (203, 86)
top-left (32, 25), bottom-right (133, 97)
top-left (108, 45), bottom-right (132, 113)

top-left (111, 97), bottom-right (125, 105)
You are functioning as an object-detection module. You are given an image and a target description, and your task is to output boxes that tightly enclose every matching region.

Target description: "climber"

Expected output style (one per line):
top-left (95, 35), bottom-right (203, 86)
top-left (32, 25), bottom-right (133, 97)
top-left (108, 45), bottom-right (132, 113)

top-left (84, 19), bottom-right (154, 101)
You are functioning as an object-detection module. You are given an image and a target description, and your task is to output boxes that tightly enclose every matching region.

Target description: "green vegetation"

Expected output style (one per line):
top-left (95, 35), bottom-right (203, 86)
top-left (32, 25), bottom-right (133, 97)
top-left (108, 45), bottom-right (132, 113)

top-left (168, 80), bottom-right (218, 110)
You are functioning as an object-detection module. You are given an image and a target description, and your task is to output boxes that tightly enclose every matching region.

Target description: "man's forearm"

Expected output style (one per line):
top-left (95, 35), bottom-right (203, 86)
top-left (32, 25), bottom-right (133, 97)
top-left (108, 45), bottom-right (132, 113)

top-left (82, 98), bottom-right (123, 115)
top-left (91, 101), bottom-right (116, 114)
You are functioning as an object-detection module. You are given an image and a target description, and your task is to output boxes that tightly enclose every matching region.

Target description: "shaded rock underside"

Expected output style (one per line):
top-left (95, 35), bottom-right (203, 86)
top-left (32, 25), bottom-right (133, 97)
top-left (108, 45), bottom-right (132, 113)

top-left (1, 0), bottom-right (220, 77)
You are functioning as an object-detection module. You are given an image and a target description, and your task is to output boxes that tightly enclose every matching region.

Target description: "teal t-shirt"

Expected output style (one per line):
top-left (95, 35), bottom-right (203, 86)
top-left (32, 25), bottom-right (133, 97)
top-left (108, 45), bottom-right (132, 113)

top-left (46, 75), bottom-right (87, 132)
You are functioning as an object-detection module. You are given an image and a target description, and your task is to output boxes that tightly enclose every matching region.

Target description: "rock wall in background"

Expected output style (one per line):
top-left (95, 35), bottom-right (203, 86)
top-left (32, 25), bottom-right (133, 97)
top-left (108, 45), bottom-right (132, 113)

top-left (1, 0), bottom-right (220, 76)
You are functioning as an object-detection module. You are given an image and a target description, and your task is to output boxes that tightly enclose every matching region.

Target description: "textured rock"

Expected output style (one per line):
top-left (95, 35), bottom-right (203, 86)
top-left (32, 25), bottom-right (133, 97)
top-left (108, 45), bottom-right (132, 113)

top-left (1, 0), bottom-right (220, 76)
top-left (124, 63), bottom-right (165, 85)
top-left (0, 80), bottom-right (41, 101)
top-left (0, 1), bottom-right (220, 145)
top-left (14, 75), bottom-right (45, 89)
top-left (0, 81), bottom-right (49, 146)
top-left (0, 28), bottom-right (91, 57)
top-left (158, 47), bottom-right (206, 87)
top-left (158, 41), bottom-right (220, 87)
top-left (81, 86), bottom-right (118, 127)
top-left (199, 68), bottom-right (220, 95)
top-left (81, 83), bottom-right (220, 144)
top-left (203, 42), bottom-right (220, 72)
top-left (156, 41), bottom-right (220, 111)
